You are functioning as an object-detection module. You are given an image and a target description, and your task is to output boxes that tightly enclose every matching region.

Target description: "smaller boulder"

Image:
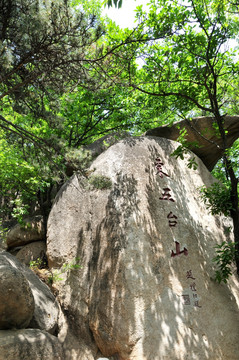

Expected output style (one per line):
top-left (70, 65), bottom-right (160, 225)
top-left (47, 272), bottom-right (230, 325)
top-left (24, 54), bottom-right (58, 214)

top-left (0, 261), bottom-right (34, 329)
top-left (0, 252), bottom-right (59, 335)
top-left (6, 215), bottom-right (45, 249)
top-left (16, 241), bottom-right (46, 266)
top-left (0, 329), bottom-right (64, 360)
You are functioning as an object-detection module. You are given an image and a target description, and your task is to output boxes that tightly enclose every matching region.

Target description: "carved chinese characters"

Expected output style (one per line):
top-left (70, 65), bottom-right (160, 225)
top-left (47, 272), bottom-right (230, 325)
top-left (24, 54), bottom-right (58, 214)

top-left (159, 188), bottom-right (175, 202)
top-left (155, 158), bottom-right (186, 257)
top-left (167, 212), bottom-right (178, 227)
top-left (155, 156), bottom-right (201, 308)
top-left (171, 241), bottom-right (188, 257)
top-left (155, 157), bottom-right (169, 178)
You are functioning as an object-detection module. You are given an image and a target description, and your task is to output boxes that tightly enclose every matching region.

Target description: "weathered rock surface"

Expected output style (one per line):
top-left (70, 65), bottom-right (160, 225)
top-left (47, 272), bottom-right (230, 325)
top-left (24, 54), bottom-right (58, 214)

top-left (84, 131), bottom-right (130, 158)
top-left (0, 258), bottom-right (34, 329)
top-left (66, 131), bottom-right (130, 177)
top-left (0, 252), bottom-right (59, 334)
top-left (145, 115), bottom-right (239, 170)
top-left (47, 136), bottom-right (239, 360)
top-left (16, 241), bottom-right (46, 266)
top-left (0, 329), bottom-right (64, 360)
top-left (6, 215), bottom-right (45, 249)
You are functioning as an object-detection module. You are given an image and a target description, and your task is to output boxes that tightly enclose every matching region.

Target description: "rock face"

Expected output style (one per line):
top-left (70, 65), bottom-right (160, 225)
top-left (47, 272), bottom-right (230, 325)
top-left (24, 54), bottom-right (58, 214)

top-left (0, 329), bottom-right (64, 360)
top-left (47, 136), bottom-right (239, 360)
top-left (0, 257), bottom-right (34, 329)
top-left (6, 215), bottom-right (45, 249)
top-left (0, 252), bottom-right (59, 335)
top-left (145, 115), bottom-right (239, 170)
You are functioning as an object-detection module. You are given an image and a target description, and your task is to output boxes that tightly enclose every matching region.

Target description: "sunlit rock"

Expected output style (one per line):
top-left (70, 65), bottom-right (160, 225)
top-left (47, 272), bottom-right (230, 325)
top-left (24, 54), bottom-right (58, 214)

top-left (47, 136), bottom-right (239, 360)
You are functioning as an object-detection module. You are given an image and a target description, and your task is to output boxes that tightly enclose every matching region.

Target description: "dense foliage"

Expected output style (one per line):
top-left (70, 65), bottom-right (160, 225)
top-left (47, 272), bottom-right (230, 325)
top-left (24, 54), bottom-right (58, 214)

top-left (1, 0), bottom-right (239, 281)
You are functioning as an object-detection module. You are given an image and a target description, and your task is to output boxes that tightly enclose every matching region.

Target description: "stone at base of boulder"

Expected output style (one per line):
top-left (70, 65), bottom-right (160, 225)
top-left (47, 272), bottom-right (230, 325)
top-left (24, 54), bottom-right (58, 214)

top-left (16, 240), bottom-right (46, 266)
top-left (0, 329), bottom-right (64, 360)
top-left (0, 252), bottom-right (59, 335)
top-left (6, 215), bottom-right (45, 249)
top-left (0, 263), bottom-right (34, 330)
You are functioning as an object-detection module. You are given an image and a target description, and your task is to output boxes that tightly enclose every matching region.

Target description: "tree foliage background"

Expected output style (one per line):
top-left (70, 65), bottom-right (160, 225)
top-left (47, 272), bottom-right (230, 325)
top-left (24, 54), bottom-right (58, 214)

top-left (1, 0), bottom-right (239, 280)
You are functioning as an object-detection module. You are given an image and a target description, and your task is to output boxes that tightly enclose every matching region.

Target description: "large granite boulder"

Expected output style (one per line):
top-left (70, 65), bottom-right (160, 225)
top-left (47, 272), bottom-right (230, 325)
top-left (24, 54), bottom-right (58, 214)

top-left (0, 252), bottom-right (59, 334)
top-left (145, 115), bottom-right (239, 170)
top-left (0, 257), bottom-right (34, 329)
top-left (0, 329), bottom-right (64, 360)
top-left (6, 215), bottom-right (45, 249)
top-left (47, 136), bottom-right (239, 360)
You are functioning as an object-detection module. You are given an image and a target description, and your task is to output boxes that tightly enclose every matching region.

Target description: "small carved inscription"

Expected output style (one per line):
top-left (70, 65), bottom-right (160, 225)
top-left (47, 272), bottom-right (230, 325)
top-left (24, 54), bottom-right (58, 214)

top-left (182, 295), bottom-right (191, 305)
top-left (182, 270), bottom-right (202, 308)
top-left (186, 270), bottom-right (196, 280)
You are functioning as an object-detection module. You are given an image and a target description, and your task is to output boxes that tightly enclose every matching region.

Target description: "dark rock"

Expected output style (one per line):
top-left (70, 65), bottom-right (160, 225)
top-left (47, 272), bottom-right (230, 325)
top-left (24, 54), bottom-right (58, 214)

top-left (145, 115), bottom-right (239, 170)
top-left (16, 241), bottom-right (46, 266)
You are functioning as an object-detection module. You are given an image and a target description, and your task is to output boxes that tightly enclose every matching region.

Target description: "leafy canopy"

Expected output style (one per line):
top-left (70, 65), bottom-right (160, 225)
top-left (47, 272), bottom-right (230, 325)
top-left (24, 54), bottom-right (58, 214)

top-left (128, 0), bottom-right (239, 121)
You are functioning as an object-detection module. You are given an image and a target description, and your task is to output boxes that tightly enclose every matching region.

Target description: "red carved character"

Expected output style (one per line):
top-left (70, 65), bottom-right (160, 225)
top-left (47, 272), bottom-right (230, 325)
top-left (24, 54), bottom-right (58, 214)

top-left (155, 158), bottom-right (169, 178)
top-left (167, 211), bottom-right (178, 227)
top-left (171, 241), bottom-right (188, 257)
top-left (159, 188), bottom-right (175, 202)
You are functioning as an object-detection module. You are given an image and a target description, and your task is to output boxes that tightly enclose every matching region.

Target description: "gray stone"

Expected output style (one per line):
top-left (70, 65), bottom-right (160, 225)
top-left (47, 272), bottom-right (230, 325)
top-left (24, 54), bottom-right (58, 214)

top-left (84, 131), bottom-right (130, 158)
top-left (0, 328), bottom-right (64, 360)
top-left (0, 259), bottom-right (34, 329)
top-left (47, 137), bottom-right (239, 360)
top-left (145, 115), bottom-right (239, 170)
top-left (16, 241), bottom-right (46, 266)
top-left (6, 215), bottom-right (45, 249)
top-left (0, 252), bottom-right (59, 334)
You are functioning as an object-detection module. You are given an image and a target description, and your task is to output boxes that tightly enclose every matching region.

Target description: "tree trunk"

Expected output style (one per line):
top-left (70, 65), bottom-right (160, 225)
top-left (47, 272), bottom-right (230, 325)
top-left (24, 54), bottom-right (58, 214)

top-left (227, 161), bottom-right (239, 276)
top-left (216, 114), bottom-right (239, 276)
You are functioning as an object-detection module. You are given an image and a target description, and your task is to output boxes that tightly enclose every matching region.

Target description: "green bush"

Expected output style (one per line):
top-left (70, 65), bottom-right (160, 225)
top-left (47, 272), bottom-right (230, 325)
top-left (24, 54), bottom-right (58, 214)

top-left (88, 174), bottom-right (112, 190)
top-left (213, 242), bottom-right (238, 283)
top-left (200, 182), bottom-right (233, 217)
